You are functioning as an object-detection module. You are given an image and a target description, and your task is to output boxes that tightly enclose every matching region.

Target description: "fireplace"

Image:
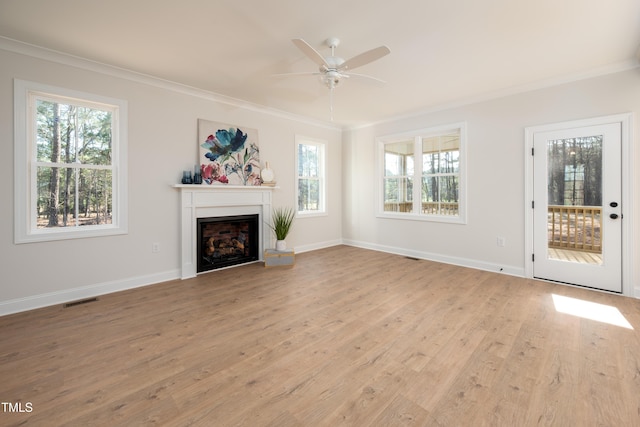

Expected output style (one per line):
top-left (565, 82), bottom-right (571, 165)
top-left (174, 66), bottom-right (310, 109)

top-left (175, 185), bottom-right (275, 279)
top-left (197, 214), bottom-right (259, 272)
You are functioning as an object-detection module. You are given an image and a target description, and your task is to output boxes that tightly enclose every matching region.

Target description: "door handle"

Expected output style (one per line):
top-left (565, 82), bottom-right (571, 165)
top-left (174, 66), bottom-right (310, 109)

top-left (610, 213), bottom-right (619, 219)
top-left (610, 202), bottom-right (618, 208)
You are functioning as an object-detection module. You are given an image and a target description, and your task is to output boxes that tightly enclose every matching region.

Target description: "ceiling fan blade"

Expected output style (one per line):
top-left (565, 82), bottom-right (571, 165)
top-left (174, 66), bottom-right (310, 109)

top-left (346, 72), bottom-right (386, 84)
top-left (272, 71), bottom-right (322, 78)
top-left (340, 45), bottom-right (390, 71)
top-left (292, 39), bottom-right (329, 69)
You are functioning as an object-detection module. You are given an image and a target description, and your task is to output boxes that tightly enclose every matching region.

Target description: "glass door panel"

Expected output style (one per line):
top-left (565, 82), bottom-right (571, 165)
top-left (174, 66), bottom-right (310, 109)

top-left (546, 136), bottom-right (603, 265)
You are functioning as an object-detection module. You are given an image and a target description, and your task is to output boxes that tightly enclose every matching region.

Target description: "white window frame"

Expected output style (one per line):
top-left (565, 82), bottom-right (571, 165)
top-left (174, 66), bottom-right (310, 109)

top-left (376, 122), bottom-right (467, 224)
top-left (295, 135), bottom-right (326, 217)
top-left (14, 79), bottom-right (128, 243)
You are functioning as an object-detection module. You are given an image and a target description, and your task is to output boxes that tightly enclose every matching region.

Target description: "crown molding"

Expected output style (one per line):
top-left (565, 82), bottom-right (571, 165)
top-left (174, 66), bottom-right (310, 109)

top-left (0, 36), bottom-right (341, 131)
top-left (350, 59), bottom-right (640, 131)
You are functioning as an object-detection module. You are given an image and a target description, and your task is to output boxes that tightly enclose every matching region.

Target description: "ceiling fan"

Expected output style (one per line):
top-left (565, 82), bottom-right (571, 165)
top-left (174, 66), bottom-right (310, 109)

top-left (283, 37), bottom-right (391, 118)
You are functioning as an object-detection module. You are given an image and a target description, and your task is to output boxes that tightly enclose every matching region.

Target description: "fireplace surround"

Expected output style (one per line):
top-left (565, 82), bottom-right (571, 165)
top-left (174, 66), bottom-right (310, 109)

top-left (175, 184), bottom-right (275, 278)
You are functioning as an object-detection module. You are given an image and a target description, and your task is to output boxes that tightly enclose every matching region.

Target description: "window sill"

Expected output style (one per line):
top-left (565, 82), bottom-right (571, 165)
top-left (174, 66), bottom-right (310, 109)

top-left (376, 212), bottom-right (466, 224)
top-left (15, 225), bottom-right (127, 244)
top-left (296, 211), bottom-right (328, 219)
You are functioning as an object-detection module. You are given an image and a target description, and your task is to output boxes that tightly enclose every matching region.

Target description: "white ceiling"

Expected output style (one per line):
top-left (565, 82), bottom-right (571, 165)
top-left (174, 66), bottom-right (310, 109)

top-left (1, 0), bottom-right (639, 127)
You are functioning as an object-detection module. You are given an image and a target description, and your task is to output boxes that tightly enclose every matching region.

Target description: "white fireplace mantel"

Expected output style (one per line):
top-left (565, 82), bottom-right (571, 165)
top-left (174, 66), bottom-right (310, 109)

top-left (174, 184), bottom-right (276, 279)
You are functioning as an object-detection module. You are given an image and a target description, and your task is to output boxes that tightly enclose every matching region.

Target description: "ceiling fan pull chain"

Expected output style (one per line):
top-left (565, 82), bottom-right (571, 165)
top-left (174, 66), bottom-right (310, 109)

top-left (329, 87), bottom-right (334, 121)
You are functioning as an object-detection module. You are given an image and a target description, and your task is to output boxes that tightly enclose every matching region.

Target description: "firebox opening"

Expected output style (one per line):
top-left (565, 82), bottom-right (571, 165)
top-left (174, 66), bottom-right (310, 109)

top-left (197, 214), bottom-right (259, 272)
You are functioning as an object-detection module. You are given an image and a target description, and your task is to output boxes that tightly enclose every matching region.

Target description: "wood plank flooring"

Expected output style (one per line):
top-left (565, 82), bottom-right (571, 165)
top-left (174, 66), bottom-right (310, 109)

top-left (2, 245), bottom-right (640, 426)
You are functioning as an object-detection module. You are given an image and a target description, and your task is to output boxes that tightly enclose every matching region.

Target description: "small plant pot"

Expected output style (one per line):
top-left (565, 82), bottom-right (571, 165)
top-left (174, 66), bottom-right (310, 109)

top-left (275, 240), bottom-right (287, 251)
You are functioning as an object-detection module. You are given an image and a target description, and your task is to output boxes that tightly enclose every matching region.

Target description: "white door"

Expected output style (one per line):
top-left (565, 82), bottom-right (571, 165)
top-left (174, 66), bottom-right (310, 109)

top-left (532, 122), bottom-right (622, 292)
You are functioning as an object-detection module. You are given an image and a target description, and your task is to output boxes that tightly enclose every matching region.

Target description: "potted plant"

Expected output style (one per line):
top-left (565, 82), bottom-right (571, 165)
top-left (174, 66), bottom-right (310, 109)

top-left (270, 207), bottom-right (295, 251)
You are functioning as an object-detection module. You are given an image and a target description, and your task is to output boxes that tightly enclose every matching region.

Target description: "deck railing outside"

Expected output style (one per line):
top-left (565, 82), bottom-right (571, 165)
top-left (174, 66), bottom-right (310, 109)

top-left (384, 202), bottom-right (459, 215)
top-left (548, 205), bottom-right (602, 253)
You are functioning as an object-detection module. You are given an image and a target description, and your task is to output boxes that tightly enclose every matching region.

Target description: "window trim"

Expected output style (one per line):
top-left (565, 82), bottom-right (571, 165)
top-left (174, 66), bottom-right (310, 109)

top-left (295, 135), bottom-right (327, 217)
top-left (376, 122), bottom-right (467, 224)
top-left (14, 79), bottom-right (128, 243)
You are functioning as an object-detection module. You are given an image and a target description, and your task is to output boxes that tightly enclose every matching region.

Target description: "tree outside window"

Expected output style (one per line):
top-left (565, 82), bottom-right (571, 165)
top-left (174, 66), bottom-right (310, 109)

top-left (36, 99), bottom-right (114, 228)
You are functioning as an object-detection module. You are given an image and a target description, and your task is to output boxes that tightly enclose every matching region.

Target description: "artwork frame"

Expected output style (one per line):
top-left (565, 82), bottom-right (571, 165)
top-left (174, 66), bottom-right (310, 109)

top-left (198, 119), bottom-right (262, 186)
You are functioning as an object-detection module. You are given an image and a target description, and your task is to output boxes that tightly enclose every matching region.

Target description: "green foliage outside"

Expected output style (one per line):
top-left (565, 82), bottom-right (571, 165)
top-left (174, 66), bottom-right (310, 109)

top-left (36, 99), bottom-right (113, 228)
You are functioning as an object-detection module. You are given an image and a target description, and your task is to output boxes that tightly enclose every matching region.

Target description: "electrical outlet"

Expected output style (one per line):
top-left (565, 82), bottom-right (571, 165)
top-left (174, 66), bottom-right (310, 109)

top-left (497, 237), bottom-right (506, 247)
top-left (152, 243), bottom-right (160, 253)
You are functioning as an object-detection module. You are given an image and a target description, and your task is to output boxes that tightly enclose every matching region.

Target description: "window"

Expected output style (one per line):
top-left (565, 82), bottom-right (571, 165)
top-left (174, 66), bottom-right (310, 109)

top-left (14, 80), bottom-right (128, 243)
top-left (378, 123), bottom-right (466, 223)
top-left (296, 136), bottom-right (326, 215)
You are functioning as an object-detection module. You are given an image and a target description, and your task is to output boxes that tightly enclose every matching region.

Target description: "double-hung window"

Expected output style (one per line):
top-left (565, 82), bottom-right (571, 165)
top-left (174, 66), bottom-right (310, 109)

top-left (14, 80), bottom-right (128, 243)
top-left (378, 123), bottom-right (466, 223)
top-left (296, 136), bottom-right (326, 215)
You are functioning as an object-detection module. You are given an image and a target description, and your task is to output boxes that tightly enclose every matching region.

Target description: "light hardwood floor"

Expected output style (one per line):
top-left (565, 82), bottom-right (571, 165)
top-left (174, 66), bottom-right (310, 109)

top-left (2, 245), bottom-right (640, 426)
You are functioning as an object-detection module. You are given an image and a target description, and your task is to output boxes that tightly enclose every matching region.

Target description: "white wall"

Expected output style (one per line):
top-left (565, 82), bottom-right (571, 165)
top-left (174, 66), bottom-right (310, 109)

top-left (343, 69), bottom-right (640, 294)
top-left (0, 43), bottom-right (342, 314)
top-left (2, 41), bottom-right (639, 315)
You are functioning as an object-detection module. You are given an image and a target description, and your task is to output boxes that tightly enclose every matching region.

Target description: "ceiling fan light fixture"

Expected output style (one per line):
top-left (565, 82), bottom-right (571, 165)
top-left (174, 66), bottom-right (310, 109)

top-left (320, 70), bottom-right (342, 88)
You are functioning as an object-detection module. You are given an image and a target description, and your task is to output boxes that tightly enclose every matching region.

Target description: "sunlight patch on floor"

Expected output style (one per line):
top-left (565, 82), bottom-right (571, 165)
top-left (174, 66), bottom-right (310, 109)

top-left (552, 294), bottom-right (633, 329)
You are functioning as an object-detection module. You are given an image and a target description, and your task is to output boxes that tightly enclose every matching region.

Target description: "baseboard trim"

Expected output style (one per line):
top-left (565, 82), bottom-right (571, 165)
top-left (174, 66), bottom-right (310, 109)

top-left (1, 240), bottom-right (526, 316)
top-left (342, 239), bottom-right (525, 278)
top-left (0, 269), bottom-right (180, 316)
top-left (293, 239), bottom-right (344, 254)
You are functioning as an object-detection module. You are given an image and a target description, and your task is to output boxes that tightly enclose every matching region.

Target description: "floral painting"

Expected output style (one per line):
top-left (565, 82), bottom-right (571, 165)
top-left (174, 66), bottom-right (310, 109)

top-left (198, 119), bottom-right (262, 186)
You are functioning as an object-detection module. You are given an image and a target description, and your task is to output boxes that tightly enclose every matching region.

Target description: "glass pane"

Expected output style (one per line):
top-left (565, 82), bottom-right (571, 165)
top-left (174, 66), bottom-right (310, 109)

top-left (421, 176), bottom-right (438, 214)
top-left (384, 140), bottom-right (413, 177)
top-left (440, 149), bottom-right (459, 174)
top-left (440, 131), bottom-right (461, 152)
top-left (36, 100), bottom-right (112, 165)
top-left (406, 155), bottom-right (414, 176)
top-left (423, 151), bottom-right (439, 174)
top-left (81, 168), bottom-right (113, 225)
top-left (298, 145), bottom-right (303, 176)
top-left (546, 136), bottom-right (602, 265)
top-left (420, 176), bottom-right (459, 215)
top-left (384, 177), bottom-right (413, 213)
top-left (78, 107), bottom-right (113, 166)
top-left (385, 153), bottom-right (402, 177)
top-left (406, 177), bottom-right (413, 202)
top-left (36, 166), bottom-right (112, 228)
top-left (298, 144), bottom-right (318, 177)
top-left (439, 175), bottom-right (459, 215)
top-left (422, 131), bottom-right (460, 174)
top-left (36, 166), bottom-right (64, 228)
top-left (384, 178), bottom-right (399, 208)
top-left (298, 178), bottom-right (319, 211)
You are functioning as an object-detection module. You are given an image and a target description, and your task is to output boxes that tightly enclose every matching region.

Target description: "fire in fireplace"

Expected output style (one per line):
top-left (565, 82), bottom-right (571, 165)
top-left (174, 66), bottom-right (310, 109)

top-left (197, 214), bottom-right (259, 272)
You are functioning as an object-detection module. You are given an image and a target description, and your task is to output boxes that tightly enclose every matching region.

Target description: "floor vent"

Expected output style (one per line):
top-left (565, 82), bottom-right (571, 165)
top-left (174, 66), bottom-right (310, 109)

top-left (64, 297), bottom-right (98, 308)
